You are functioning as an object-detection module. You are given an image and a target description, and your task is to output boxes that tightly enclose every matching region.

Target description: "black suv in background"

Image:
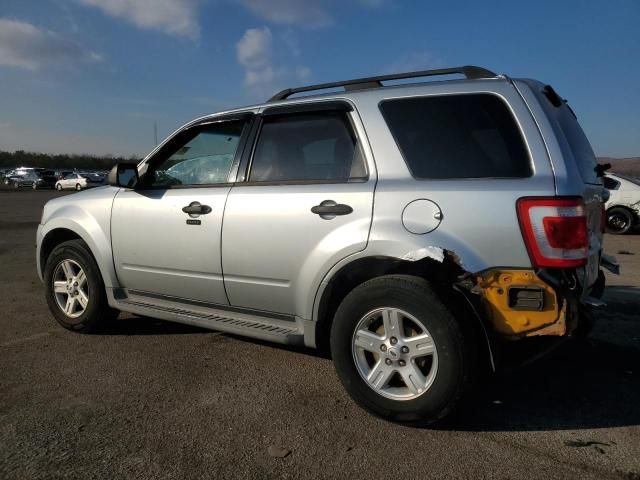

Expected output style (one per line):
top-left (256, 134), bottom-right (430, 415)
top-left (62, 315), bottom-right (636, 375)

top-left (32, 170), bottom-right (59, 190)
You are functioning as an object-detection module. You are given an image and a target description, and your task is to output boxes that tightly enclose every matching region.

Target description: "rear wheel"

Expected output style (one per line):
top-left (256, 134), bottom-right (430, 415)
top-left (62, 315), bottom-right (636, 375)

top-left (607, 207), bottom-right (634, 234)
top-left (44, 239), bottom-right (118, 332)
top-left (32, 182), bottom-right (38, 190)
top-left (75, 184), bottom-right (82, 191)
top-left (330, 275), bottom-right (471, 426)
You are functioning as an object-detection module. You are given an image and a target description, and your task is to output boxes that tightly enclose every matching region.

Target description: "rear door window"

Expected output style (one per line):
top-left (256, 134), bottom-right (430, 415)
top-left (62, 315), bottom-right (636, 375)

top-left (248, 111), bottom-right (366, 183)
top-left (380, 93), bottom-right (532, 179)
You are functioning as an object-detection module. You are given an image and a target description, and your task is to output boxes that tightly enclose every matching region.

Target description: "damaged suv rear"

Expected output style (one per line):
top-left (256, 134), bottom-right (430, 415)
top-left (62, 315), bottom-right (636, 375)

top-left (37, 66), bottom-right (615, 426)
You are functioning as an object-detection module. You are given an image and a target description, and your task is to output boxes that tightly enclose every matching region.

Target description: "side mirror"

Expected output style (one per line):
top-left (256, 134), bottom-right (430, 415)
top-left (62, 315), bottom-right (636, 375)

top-left (108, 163), bottom-right (139, 188)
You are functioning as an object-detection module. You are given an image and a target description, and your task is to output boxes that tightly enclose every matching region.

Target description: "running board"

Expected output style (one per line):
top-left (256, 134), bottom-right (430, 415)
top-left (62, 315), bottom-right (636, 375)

top-left (110, 290), bottom-right (304, 345)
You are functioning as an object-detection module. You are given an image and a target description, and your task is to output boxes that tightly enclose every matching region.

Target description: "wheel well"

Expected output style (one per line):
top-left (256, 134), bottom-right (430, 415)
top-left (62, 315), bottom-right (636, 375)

top-left (607, 205), bottom-right (633, 212)
top-left (315, 254), bottom-right (466, 354)
top-left (40, 228), bottom-right (82, 272)
top-left (607, 205), bottom-right (636, 216)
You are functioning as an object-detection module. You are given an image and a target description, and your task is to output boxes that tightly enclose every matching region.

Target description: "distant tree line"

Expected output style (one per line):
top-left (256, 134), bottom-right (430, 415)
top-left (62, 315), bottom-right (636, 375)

top-left (2, 149), bottom-right (638, 178)
top-left (0, 150), bottom-right (141, 171)
top-left (607, 164), bottom-right (640, 178)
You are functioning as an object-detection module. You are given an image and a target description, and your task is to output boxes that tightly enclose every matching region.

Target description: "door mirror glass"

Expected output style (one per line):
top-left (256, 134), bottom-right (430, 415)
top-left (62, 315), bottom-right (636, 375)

top-left (108, 163), bottom-right (139, 188)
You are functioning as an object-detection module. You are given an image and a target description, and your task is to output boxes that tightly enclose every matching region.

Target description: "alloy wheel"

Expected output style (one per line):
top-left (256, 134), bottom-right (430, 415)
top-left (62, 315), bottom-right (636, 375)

top-left (52, 259), bottom-right (89, 318)
top-left (352, 307), bottom-right (438, 401)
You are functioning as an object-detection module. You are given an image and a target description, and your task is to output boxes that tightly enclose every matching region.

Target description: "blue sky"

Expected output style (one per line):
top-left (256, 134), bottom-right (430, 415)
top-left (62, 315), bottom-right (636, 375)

top-left (0, 0), bottom-right (638, 157)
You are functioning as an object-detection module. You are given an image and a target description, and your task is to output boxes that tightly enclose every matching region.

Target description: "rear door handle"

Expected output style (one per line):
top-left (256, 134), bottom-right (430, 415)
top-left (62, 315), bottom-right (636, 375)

top-left (311, 200), bottom-right (353, 218)
top-left (182, 201), bottom-right (212, 216)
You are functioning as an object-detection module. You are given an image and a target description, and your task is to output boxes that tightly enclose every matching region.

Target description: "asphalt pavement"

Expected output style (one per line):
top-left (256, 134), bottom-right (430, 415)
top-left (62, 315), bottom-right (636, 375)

top-left (1, 187), bottom-right (638, 479)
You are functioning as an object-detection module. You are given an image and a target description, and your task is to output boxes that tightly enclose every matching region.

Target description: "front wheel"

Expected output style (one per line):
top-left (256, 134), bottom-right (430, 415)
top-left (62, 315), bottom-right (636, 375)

top-left (44, 239), bottom-right (118, 332)
top-left (607, 207), bottom-right (634, 234)
top-left (56, 184), bottom-right (62, 191)
top-left (75, 184), bottom-right (82, 191)
top-left (330, 275), bottom-right (471, 426)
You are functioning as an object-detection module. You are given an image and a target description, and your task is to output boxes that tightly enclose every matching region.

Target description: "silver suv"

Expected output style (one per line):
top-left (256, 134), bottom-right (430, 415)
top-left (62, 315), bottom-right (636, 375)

top-left (37, 66), bottom-right (614, 425)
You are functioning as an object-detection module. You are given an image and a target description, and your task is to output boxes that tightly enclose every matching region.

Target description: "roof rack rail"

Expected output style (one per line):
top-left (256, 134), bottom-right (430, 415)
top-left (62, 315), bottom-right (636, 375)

top-left (268, 65), bottom-right (497, 102)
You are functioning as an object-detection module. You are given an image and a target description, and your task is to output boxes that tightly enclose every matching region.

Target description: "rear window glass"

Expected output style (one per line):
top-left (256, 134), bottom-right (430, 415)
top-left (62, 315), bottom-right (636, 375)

top-left (380, 93), bottom-right (532, 179)
top-left (555, 105), bottom-right (599, 184)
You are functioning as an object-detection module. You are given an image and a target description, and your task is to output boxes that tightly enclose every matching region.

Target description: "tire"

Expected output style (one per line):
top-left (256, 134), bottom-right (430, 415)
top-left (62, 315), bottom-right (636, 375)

top-left (330, 275), bottom-right (470, 426)
top-left (75, 184), bottom-right (82, 191)
top-left (43, 239), bottom-right (118, 333)
top-left (32, 182), bottom-right (38, 190)
top-left (607, 207), bottom-right (634, 234)
top-left (56, 183), bottom-right (62, 191)
top-left (13, 181), bottom-right (19, 189)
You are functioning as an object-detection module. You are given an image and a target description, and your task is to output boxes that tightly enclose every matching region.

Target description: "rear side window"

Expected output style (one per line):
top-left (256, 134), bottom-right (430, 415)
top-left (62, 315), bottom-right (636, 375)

top-left (380, 94), bottom-right (532, 179)
top-left (603, 176), bottom-right (620, 190)
top-left (556, 106), bottom-right (599, 184)
top-left (249, 112), bottom-right (366, 183)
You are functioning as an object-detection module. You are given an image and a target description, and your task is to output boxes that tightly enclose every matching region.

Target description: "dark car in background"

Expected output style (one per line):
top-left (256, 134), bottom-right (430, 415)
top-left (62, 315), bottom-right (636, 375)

top-left (32, 170), bottom-right (59, 190)
top-left (4, 167), bottom-right (42, 186)
top-left (10, 172), bottom-right (42, 189)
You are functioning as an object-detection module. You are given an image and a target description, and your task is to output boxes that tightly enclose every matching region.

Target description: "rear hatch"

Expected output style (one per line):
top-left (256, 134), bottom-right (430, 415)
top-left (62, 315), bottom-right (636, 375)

top-left (532, 84), bottom-right (605, 294)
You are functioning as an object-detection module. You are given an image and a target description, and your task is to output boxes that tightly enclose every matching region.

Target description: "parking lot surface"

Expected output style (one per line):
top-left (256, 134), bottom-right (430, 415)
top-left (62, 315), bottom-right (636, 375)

top-left (1, 188), bottom-right (639, 479)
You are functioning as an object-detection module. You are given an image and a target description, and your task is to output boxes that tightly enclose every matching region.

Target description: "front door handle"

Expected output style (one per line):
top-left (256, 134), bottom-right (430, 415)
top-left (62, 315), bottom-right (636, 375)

top-left (182, 201), bottom-right (212, 216)
top-left (311, 200), bottom-right (353, 219)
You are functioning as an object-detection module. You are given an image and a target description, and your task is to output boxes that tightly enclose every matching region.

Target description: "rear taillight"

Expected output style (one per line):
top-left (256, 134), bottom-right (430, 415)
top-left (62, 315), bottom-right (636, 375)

top-left (516, 197), bottom-right (588, 268)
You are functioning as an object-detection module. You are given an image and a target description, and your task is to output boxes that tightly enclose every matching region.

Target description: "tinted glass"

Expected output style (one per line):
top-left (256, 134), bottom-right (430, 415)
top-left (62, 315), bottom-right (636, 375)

top-left (249, 112), bottom-right (366, 182)
top-left (147, 121), bottom-right (245, 187)
top-left (556, 105), bottom-right (599, 184)
top-left (603, 176), bottom-right (619, 190)
top-left (380, 94), bottom-right (532, 179)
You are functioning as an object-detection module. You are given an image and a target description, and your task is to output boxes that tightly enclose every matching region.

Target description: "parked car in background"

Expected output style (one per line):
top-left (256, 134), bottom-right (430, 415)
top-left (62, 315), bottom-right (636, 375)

top-left (604, 173), bottom-right (640, 234)
top-left (54, 170), bottom-right (74, 180)
top-left (31, 170), bottom-right (59, 190)
top-left (4, 167), bottom-right (42, 186)
top-left (11, 172), bottom-right (41, 189)
top-left (55, 172), bottom-right (105, 191)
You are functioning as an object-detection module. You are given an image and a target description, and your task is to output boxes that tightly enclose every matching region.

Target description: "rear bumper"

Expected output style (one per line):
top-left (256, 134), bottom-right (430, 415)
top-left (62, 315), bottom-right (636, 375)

top-left (475, 265), bottom-right (610, 340)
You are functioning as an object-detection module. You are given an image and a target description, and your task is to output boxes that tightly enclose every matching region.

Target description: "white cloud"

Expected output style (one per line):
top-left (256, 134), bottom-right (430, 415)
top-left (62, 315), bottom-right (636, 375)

top-left (238, 0), bottom-right (333, 28)
top-left (237, 26), bottom-right (273, 71)
top-left (386, 52), bottom-right (438, 73)
top-left (75, 0), bottom-right (202, 38)
top-left (295, 65), bottom-right (312, 80)
top-left (356, 0), bottom-right (389, 6)
top-left (0, 18), bottom-right (101, 70)
top-left (236, 27), bottom-right (311, 97)
top-left (237, 0), bottom-right (389, 28)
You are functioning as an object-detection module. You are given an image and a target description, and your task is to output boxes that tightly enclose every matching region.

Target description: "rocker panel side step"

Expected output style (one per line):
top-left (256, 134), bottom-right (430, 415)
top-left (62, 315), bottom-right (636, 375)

top-left (111, 290), bottom-right (304, 346)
